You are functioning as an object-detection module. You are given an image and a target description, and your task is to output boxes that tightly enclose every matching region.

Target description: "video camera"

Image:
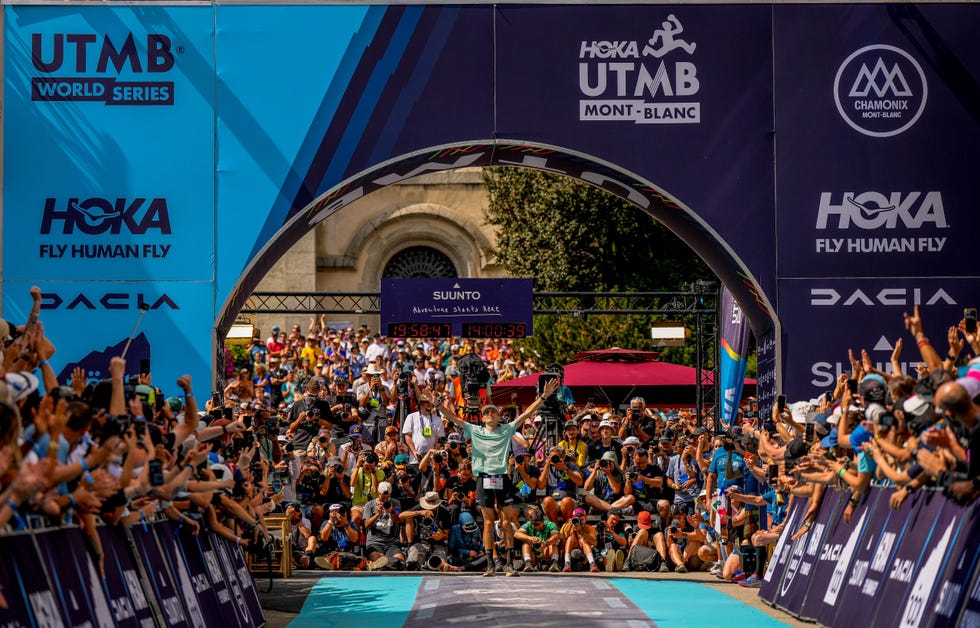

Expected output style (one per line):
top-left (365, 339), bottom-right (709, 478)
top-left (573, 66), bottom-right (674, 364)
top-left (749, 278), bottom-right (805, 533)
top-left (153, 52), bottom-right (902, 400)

top-left (536, 364), bottom-right (565, 416)
top-left (457, 354), bottom-right (491, 412)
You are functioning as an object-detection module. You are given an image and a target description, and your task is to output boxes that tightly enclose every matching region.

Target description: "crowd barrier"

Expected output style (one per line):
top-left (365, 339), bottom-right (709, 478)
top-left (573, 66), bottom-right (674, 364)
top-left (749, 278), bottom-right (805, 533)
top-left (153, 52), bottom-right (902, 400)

top-left (759, 486), bottom-right (980, 628)
top-left (0, 520), bottom-right (265, 627)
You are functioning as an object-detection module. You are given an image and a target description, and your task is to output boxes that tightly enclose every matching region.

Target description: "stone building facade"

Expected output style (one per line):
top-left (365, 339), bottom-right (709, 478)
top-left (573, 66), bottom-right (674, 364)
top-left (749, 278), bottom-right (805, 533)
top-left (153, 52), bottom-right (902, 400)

top-left (251, 167), bottom-right (505, 333)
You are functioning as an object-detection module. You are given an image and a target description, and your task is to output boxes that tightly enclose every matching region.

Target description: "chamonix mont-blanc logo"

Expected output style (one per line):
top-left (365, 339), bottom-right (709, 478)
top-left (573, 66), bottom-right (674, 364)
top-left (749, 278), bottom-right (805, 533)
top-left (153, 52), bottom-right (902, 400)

top-left (834, 44), bottom-right (927, 138)
top-left (578, 14), bottom-right (701, 125)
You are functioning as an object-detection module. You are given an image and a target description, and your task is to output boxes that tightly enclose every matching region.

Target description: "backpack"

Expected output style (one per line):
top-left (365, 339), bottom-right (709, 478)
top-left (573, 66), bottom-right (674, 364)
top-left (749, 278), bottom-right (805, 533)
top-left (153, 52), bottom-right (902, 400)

top-left (627, 545), bottom-right (662, 572)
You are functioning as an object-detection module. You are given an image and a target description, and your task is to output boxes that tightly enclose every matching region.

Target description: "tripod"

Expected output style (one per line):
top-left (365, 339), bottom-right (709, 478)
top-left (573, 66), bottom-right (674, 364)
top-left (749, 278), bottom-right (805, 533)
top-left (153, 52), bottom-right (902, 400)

top-left (529, 412), bottom-right (565, 454)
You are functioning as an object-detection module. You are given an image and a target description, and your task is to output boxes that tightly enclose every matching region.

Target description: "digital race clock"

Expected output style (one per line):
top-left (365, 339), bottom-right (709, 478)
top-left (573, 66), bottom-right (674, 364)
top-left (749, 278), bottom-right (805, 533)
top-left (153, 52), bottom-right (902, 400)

top-left (385, 322), bottom-right (453, 338)
top-left (460, 322), bottom-right (529, 338)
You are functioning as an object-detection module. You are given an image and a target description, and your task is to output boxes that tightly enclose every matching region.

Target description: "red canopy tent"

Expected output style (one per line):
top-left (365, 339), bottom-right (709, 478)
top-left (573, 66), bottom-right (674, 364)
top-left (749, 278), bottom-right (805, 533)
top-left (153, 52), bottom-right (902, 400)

top-left (490, 348), bottom-right (756, 409)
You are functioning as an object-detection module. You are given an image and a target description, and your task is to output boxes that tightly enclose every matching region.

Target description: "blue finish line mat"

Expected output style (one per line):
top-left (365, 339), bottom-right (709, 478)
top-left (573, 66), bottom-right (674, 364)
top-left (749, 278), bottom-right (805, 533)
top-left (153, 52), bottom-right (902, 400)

top-left (288, 576), bottom-right (791, 627)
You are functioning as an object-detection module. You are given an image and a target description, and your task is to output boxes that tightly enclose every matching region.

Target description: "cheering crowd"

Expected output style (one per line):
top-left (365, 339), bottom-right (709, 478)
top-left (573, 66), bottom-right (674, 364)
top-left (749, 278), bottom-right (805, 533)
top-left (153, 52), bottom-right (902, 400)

top-left (1, 288), bottom-right (978, 587)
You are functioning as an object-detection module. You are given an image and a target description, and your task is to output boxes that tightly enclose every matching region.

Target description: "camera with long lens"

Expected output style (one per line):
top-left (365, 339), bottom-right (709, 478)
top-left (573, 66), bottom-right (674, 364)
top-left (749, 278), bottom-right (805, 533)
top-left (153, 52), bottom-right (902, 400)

top-left (421, 516), bottom-right (434, 528)
top-left (599, 459), bottom-right (610, 469)
top-left (570, 516), bottom-right (581, 525)
top-left (536, 364), bottom-right (565, 416)
top-left (396, 371), bottom-right (412, 399)
top-left (550, 454), bottom-right (562, 464)
top-left (457, 354), bottom-right (491, 412)
top-left (332, 463), bottom-right (344, 475)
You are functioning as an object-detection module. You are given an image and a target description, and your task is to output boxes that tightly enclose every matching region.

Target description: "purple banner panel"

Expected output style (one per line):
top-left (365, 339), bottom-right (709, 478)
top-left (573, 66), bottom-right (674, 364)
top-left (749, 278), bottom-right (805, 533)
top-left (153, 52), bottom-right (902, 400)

top-left (203, 533), bottom-right (256, 626)
top-left (800, 489), bottom-right (874, 621)
top-left (759, 495), bottom-right (808, 604)
top-left (773, 489), bottom-right (841, 616)
top-left (152, 522), bottom-right (206, 628)
top-left (166, 523), bottom-right (227, 626)
top-left (871, 489), bottom-right (949, 627)
top-left (830, 486), bottom-right (916, 627)
top-left (778, 277), bottom-right (980, 400)
top-left (928, 503), bottom-right (980, 627)
top-left (899, 498), bottom-right (974, 628)
top-left (217, 536), bottom-right (265, 625)
top-left (97, 525), bottom-right (155, 628)
top-left (129, 522), bottom-right (192, 628)
top-left (381, 278), bottom-right (533, 337)
top-left (193, 532), bottom-right (243, 623)
top-left (773, 4), bottom-right (980, 280)
top-left (959, 545), bottom-right (980, 626)
top-left (34, 526), bottom-right (115, 627)
top-left (0, 532), bottom-right (43, 627)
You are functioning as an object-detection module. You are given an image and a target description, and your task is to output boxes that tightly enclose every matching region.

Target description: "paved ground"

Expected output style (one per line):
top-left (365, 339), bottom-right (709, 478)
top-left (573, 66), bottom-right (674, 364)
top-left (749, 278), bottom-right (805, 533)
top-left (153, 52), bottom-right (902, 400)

top-left (256, 571), bottom-right (811, 628)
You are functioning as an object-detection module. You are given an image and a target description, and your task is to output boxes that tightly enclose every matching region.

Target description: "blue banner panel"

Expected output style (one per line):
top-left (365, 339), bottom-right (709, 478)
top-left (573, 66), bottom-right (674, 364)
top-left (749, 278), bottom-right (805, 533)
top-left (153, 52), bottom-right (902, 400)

top-left (97, 525), bottom-right (155, 628)
top-left (3, 5), bottom-right (216, 283)
top-left (759, 495), bottom-right (807, 604)
top-left (719, 287), bottom-right (752, 427)
top-left (773, 4), bottom-right (980, 280)
top-left (381, 278), bottom-right (533, 337)
top-left (2, 280), bottom-right (214, 398)
top-left (778, 277), bottom-right (980, 400)
top-left (34, 527), bottom-right (115, 627)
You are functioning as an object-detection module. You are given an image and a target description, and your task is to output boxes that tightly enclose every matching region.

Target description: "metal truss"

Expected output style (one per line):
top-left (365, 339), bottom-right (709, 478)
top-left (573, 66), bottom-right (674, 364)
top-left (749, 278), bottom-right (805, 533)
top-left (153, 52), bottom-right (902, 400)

top-left (240, 288), bottom-right (720, 424)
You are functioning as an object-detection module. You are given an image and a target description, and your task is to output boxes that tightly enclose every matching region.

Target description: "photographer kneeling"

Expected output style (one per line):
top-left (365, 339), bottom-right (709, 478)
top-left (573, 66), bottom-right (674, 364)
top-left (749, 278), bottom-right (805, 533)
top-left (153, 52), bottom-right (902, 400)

top-left (362, 481), bottom-right (405, 570)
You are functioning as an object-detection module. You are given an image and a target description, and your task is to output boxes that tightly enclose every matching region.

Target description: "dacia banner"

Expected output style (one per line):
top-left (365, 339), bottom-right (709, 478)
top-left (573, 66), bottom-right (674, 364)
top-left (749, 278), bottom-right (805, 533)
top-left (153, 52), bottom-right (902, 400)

top-left (778, 277), bottom-right (980, 400)
top-left (718, 287), bottom-right (752, 426)
top-left (4, 3), bottom-right (980, 398)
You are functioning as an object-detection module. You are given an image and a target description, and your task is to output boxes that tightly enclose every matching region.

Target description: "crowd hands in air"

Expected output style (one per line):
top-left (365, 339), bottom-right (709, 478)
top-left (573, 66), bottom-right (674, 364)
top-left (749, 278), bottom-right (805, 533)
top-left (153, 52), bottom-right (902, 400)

top-left (1, 305), bottom-right (977, 585)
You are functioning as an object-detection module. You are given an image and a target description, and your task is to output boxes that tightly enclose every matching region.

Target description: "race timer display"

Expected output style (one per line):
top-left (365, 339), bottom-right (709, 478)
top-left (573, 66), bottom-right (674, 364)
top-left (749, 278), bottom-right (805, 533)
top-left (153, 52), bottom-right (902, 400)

top-left (460, 322), bottom-right (528, 338)
top-left (386, 322), bottom-right (453, 338)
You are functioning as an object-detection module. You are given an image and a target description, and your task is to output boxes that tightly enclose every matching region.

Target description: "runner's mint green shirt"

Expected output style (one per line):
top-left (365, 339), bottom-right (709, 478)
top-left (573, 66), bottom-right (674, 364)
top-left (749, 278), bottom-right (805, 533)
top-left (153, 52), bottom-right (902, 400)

top-left (463, 421), bottom-right (518, 476)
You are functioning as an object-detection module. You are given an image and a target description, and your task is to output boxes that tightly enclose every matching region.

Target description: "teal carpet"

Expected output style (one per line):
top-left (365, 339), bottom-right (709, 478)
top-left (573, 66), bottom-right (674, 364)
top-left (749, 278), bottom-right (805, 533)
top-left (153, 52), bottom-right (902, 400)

top-left (288, 576), bottom-right (790, 627)
top-left (613, 580), bottom-right (790, 628)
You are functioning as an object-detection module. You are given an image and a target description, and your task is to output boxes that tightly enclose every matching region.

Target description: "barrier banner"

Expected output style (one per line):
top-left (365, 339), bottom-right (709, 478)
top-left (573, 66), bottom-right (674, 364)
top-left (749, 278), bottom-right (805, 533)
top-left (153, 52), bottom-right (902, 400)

top-left (192, 531), bottom-right (243, 622)
top-left (200, 532), bottom-right (256, 626)
top-left (168, 523), bottom-right (230, 625)
top-left (217, 535), bottom-right (265, 625)
top-left (930, 503), bottom-right (980, 627)
top-left (871, 490), bottom-right (948, 627)
top-left (799, 490), bottom-right (873, 621)
top-left (34, 526), bottom-right (115, 627)
top-left (960, 551), bottom-right (980, 627)
top-left (0, 532), bottom-right (43, 627)
top-left (97, 525), bottom-right (155, 628)
top-left (129, 521), bottom-right (193, 628)
top-left (897, 498), bottom-right (971, 628)
top-left (759, 496), bottom-right (807, 603)
top-left (152, 522), bottom-right (206, 628)
top-left (830, 486), bottom-right (915, 627)
top-left (773, 490), bottom-right (841, 615)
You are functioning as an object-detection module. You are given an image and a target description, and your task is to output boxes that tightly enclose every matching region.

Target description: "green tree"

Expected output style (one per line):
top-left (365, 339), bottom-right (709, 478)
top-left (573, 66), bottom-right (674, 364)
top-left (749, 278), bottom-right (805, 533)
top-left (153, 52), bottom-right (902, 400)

top-left (482, 167), bottom-right (715, 366)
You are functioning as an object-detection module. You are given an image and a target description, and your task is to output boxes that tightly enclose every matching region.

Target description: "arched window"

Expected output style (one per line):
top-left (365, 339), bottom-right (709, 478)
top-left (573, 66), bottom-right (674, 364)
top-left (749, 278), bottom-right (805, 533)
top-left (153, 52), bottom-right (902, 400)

top-left (382, 246), bottom-right (457, 278)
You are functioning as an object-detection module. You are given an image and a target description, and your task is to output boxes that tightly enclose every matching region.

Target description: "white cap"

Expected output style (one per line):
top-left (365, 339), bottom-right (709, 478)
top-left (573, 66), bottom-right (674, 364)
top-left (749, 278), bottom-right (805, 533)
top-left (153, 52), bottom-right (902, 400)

top-left (623, 436), bottom-right (641, 446)
top-left (378, 481), bottom-right (392, 495)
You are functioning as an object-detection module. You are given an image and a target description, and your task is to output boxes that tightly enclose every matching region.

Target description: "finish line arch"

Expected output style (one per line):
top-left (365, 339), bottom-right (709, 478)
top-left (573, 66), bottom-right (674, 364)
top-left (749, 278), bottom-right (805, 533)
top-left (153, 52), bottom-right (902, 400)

top-left (218, 140), bottom-right (776, 342)
top-left (5, 2), bottom-right (979, 403)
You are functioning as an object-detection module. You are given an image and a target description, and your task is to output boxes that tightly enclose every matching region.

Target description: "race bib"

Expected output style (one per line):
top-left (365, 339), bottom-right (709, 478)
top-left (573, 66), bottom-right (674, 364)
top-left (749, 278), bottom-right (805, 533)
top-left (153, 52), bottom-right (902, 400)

top-left (422, 426), bottom-right (433, 438)
top-left (483, 476), bottom-right (504, 490)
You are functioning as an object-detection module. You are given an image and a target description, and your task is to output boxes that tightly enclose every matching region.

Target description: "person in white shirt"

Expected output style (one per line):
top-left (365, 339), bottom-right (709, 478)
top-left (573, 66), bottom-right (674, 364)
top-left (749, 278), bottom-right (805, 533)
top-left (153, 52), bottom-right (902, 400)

top-left (401, 392), bottom-right (445, 463)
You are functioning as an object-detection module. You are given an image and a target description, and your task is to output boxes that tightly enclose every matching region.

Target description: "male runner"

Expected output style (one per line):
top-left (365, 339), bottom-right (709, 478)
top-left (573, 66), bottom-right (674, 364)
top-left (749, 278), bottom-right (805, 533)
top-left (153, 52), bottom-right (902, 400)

top-left (438, 377), bottom-right (560, 576)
